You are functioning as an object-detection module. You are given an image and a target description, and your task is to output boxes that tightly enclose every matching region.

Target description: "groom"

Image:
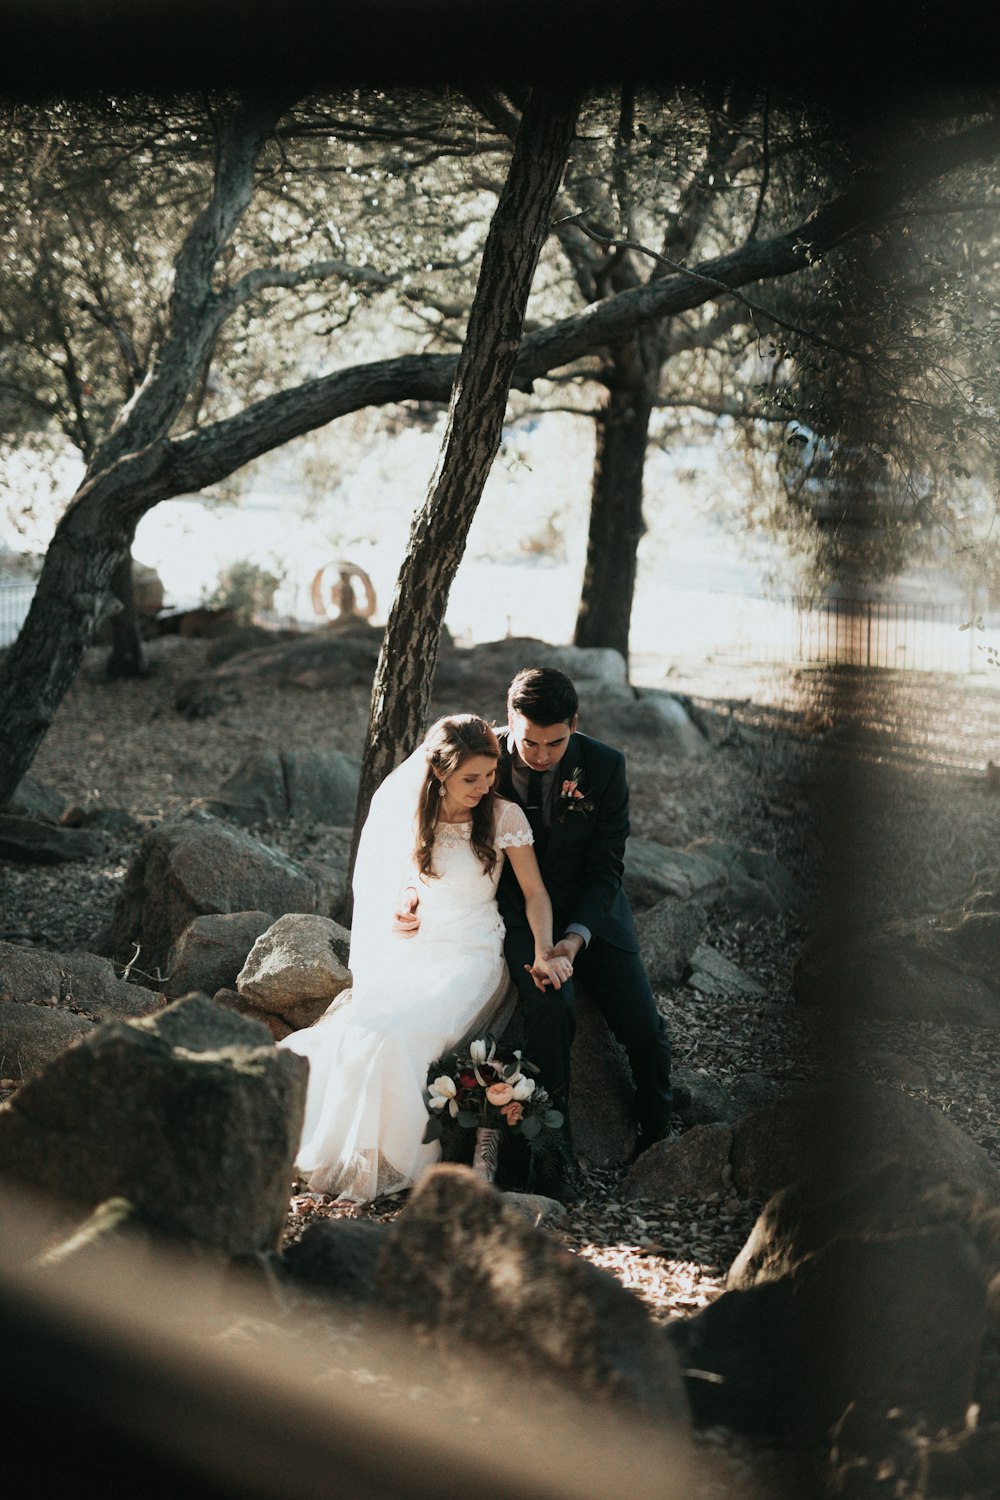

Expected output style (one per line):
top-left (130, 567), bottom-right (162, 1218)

top-left (495, 666), bottom-right (673, 1201)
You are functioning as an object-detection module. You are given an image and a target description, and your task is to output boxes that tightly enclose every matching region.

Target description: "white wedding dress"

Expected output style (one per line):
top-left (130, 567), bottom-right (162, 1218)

top-left (278, 798), bottom-right (533, 1202)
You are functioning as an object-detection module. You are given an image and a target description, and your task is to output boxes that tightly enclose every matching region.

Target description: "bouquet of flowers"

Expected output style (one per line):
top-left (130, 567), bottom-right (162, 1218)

top-left (423, 1035), bottom-right (566, 1181)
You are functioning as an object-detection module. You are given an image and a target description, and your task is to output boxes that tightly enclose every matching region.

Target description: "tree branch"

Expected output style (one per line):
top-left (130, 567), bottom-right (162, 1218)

top-left (81, 110), bottom-right (1000, 523)
top-left (219, 256), bottom-right (394, 312)
top-left (553, 210), bottom-right (871, 361)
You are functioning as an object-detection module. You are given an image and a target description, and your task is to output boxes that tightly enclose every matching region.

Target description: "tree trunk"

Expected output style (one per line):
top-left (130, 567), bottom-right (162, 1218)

top-left (574, 331), bottom-right (659, 662)
top-left (350, 82), bottom-right (584, 878)
top-left (105, 547), bottom-right (149, 680)
top-left (0, 513), bottom-right (132, 801)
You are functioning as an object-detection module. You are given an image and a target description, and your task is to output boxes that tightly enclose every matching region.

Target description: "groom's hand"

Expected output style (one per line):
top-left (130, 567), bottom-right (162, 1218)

top-left (547, 935), bottom-right (584, 964)
top-left (392, 887), bottom-right (420, 938)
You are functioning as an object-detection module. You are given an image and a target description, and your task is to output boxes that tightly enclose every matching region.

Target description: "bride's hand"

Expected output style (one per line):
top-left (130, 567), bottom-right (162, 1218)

top-left (524, 952), bottom-right (573, 991)
top-left (392, 887), bottom-right (421, 938)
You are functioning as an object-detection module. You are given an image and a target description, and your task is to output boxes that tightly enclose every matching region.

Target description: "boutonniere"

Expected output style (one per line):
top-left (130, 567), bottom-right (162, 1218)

top-left (557, 767), bottom-right (594, 822)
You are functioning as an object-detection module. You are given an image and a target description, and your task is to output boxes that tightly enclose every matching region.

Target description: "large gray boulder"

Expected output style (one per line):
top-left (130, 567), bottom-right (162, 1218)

top-left (685, 944), bottom-right (767, 1000)
top-left (568, 986), bottom-right (638, 1167)
top-left (205, 748), bottom-right (361, 827)
top-left (624, 838), bottom-right (728, 912)
top-left (0, 942), bottom-right (162, 1021)
top-left (635, 896), bottom-right (707, 990)
top-left (237, 913), bottom-right (352, 1030)
top-left (433, 637), bottom-right (629, 697)
top-left (0, 941), bottom-right (163, 1082)
top-left (109, 811), bottom-right (334, 974)
top-left (794, 923), bottom-right (1000, 1027)
top-left (375, 1165), bottom-right (689, 1422)
top-left (685, 838), bottom-right (803, 919)
top-left (0, 814), bottom-right (101, 864)
top-left (727, 1159), bottom-right (997, 1292)
top-left (584, 690), bottom-right (710, 757)
top-left (670, 1065), bottom-right (740, 1127)
top-left (0, 1004), bottom-right (95, 1082)
top-left (667, 1215), bottom-right (986, 1439)
top-left (622, 1123), bottom-right (733, 1202)
top-left (0, 995), bottom-right (306, 1256)
top-left (208, 633), bottom-right (380, 689)
top-left (164, 911), bottom-right (274, 1001)
top-left (2, 773), bottom-right (67, 825)
top-left (729, 1079), bottom-right (1000, 1204)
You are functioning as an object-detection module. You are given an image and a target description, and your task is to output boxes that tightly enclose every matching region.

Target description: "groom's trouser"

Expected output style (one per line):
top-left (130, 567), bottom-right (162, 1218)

top-left (502, 925), bottom-right (673, 1145)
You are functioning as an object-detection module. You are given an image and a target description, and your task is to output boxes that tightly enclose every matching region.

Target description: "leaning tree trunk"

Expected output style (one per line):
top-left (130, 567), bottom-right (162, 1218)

top-left (0, 502), bottom-right (136, 800)
top-left (105, 542), bottom-right (149, 680)
top-left (0, 95), bottom-right (287, 808)
top-left (350, 82), bottom-right (584, 876)
top-left (574, 330), bottom-right (660, 662)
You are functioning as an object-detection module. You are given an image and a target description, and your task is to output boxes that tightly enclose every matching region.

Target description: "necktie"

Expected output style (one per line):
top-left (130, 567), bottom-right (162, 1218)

top-left (526, 769), bottom-right (546, 836)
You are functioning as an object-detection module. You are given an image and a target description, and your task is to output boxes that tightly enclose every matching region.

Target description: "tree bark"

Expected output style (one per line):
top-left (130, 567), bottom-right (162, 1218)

top-left (105, 549), bottom-right (149, 680)
top-left (573, 331), bottom-right (659, 659)
top-left (350, 83), bottom-right (584, 878)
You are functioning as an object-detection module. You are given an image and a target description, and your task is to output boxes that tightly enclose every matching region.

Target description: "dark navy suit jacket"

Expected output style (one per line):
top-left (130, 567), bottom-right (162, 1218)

top-left (496, 728), bottom-right (640, 954)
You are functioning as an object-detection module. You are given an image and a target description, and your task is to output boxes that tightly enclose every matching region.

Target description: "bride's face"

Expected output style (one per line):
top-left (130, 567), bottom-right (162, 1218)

top-left (440, 754), bottom-right (497, 814)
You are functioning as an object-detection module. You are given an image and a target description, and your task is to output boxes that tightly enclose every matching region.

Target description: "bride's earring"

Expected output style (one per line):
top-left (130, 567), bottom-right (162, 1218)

top-left (438, 783), bottom-right (446, 798)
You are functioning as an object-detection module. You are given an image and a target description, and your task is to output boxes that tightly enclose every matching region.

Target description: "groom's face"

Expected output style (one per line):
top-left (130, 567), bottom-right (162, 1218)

top-left (508, 712), bottom-right (577, 773)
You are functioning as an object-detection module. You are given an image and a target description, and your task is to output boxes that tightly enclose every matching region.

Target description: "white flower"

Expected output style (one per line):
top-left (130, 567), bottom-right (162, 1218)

top-left (428, 1075), bottom-right (457, 1110)
top-left (469, 1039), bottom-right (488, 1064)
top-left (511, 1076), bottom-right (536, 1101)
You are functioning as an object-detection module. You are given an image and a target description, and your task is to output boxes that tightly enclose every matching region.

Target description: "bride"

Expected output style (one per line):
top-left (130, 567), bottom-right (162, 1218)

top-left (278, 713), bottom-right (571, 1202)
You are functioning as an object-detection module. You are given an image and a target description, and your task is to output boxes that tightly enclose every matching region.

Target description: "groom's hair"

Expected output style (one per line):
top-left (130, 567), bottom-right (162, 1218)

top-left (507, 667), bottom-right (578, 726)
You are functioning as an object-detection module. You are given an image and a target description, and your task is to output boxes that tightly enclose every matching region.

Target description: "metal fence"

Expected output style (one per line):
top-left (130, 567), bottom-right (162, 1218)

top-left (0, 581), bottom-right (35, 648)
top-left (790, 597), bottom-right (989, 674)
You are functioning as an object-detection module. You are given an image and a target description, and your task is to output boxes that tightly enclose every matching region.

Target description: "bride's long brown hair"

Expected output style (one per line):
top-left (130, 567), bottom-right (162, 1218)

top-left (413, 714), bottom-right (500, 881)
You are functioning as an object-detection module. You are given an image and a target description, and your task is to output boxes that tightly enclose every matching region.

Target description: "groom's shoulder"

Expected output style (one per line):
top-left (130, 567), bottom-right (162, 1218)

top-left (573, 731), bottom-right (627, 780)
top-left (575, 729), bottom-right (622, 761)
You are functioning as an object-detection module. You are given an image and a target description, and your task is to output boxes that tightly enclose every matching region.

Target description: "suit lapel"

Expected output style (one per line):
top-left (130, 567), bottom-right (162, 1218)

top-left (545, 731), bottom-right (582, 847)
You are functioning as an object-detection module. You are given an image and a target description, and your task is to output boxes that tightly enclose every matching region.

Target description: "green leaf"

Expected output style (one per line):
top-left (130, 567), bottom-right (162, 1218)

top-left (520, 1115), bottom-right (541, 1140)
top-left (422, 1116), bottom-right (444, 1144)
top-left (457, 1110), bottom-right (480, 1128)
top-left (544, 1110), bottom-right (564, 1129)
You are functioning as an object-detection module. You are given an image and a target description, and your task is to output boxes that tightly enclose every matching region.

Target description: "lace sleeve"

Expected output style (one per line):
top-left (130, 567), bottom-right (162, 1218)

top-left (494, 798), bottom-right (534, 849)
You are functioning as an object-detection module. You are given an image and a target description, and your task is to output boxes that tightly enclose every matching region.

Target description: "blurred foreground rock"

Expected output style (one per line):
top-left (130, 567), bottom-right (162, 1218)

top-left (0, 994), bottom-right (306, 1255)
top-left (376, 1165), bottom-right (689, 1421)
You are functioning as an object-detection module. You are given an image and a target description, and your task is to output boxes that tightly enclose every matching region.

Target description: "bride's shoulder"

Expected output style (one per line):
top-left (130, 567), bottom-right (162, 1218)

top-left (493, 796), bottom-right (531, 842)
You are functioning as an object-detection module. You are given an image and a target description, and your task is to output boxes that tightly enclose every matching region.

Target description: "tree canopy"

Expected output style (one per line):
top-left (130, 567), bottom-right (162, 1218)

top-left (3, 86), bottom-right (1000, 806)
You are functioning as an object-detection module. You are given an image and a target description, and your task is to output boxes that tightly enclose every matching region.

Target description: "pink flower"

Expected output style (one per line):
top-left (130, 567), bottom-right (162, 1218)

top-left (502, 1101), bottom-right (524, 1125)
top-left (486, 1082), bottom-right (514, 1106)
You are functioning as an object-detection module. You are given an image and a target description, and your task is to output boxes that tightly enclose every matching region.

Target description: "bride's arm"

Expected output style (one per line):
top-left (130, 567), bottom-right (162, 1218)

top-left (504, 843), bottom-right (572, 991)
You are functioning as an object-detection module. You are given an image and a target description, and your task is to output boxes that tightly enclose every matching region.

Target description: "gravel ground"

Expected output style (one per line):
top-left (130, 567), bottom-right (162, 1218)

top-left (6, 637), bottom-right (1000, 1493)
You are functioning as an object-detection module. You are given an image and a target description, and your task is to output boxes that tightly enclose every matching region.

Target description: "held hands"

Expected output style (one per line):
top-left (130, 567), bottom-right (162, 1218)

top-left (392, 886), bottom-right (421, 938)
top-left (523, 934), bottom-right (582, 991)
